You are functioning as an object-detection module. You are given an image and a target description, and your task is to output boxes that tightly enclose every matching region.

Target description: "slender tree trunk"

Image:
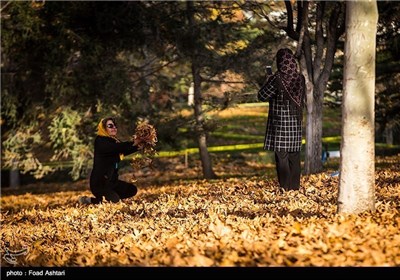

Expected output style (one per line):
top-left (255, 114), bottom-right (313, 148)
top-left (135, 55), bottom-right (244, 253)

top-left (303, 73), bottom-right (315, 174)
top-left (384, 126), bottom-right (393, 145)
top-left (186, 1), bottom-right (217, 179)
top-left (192, 66), bottom-right (217, 179)
top-left (338, 0), bottom-right (377, 214)
top-left (10, 160), bottom-right (20, 189)
top-left (139, 47), bottom-right (153, 117)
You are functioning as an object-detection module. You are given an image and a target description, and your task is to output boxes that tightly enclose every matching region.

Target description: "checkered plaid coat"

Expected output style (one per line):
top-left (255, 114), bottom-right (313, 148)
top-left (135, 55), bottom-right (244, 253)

top-left (258, 75), bottom-right (303, 152)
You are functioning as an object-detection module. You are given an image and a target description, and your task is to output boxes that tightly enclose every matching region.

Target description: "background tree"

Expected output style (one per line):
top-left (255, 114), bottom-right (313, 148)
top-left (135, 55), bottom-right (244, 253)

top-left (159, 1), bottom-right (264, 179)
top-left (1, 1), bottom-right (178, 179)
top-left (185, 1), bottom-right (217, 179)
top-left (245, 0), bottom-right (345, 174)
top-left (375, 1), bottom-right (400, 145)
top-left (284, 1), bottom-right (345, 175)
top-left (338, 0), bottom-right (378, 214)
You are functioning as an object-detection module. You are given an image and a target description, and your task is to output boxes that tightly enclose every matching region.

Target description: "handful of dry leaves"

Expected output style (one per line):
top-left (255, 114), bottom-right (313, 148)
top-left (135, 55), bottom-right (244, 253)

top-left (130, 121), bottom-right (158, 182)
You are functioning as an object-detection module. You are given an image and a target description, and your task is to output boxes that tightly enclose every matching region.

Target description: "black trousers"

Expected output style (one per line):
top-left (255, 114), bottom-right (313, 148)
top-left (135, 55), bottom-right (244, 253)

top-left (90, 180), bottom-right (137, 204)
top-left (274, 150), bottom-right (301, 190)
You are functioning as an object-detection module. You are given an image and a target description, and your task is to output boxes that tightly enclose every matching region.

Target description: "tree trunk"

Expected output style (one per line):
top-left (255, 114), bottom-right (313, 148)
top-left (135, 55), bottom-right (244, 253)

top-left (384, 126), bottom-right (393, 145)
top-left (138, 46), bottom-right (153, 117)
top-left (10, 160), bottom-right (20, 189)
top-left (186, 1), bottom-right (217, 180)
top-left (338, 0), bottom-right (377, 214)
top-left (304, 83), bottom-right (324, 175)
top-left (289, 1), bottom-right (344, 175)
top-left (192, 67), bottom-right (217, 179)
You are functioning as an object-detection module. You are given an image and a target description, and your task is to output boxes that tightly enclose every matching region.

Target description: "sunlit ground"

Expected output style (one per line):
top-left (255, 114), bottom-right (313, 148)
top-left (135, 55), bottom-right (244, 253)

top-left (1, 154), bottom-right (399, 267)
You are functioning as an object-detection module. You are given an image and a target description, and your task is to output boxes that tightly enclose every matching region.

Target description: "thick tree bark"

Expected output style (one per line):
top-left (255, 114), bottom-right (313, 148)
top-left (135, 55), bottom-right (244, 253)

top-left (338, 0), bottom-right (377, 214)
top-left (304, 85), bottom-right (323, 174)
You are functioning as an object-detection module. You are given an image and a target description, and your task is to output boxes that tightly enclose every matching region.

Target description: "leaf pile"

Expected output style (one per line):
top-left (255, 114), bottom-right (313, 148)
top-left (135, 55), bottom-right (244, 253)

top-left (130, 121), bottom-right (157, 182)
top-left (1, 155), bottom-right (399, 267)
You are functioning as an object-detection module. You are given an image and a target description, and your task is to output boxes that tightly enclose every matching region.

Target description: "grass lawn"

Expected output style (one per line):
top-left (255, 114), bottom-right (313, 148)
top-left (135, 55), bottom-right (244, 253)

top-left (174, 102), bottom-right (397, 161)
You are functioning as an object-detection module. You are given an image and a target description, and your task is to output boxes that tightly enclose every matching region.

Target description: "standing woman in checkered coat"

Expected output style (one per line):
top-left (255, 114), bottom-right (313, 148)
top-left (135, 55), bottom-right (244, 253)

top-left (257, 48), bottom-right (306, 190)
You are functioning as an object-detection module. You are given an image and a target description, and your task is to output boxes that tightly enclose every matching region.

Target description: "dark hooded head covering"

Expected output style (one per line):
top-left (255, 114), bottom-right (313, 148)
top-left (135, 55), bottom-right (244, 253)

top-left (275, 48), bottom-right (305, 119)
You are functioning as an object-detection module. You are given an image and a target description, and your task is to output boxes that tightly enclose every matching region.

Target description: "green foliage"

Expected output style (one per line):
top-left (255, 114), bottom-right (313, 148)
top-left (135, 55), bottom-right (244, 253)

top-left (0, 89), bottom-right (18, 125)
top-left (1, 107), bottom-right (93, 181)
top-left (1, 2), bottom-right (44, 50)
top-left (48, 108), bottom-right (93, 180)
top-left (2, 124), bottom-right (54, 179)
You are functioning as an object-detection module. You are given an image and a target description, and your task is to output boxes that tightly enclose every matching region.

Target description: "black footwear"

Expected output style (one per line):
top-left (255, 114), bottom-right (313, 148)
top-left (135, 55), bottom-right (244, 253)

top-left (78, 196), bottom-right (91, 205)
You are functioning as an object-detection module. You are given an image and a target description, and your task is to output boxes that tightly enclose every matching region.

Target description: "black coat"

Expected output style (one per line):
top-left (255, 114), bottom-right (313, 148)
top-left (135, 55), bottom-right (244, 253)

top-left (90, 136), bottom-right (138, 192)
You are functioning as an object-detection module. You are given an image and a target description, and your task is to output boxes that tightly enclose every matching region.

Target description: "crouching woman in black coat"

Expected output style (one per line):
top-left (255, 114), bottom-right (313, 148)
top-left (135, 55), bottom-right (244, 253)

top-left (79, 117), bottom-right (138, 204)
